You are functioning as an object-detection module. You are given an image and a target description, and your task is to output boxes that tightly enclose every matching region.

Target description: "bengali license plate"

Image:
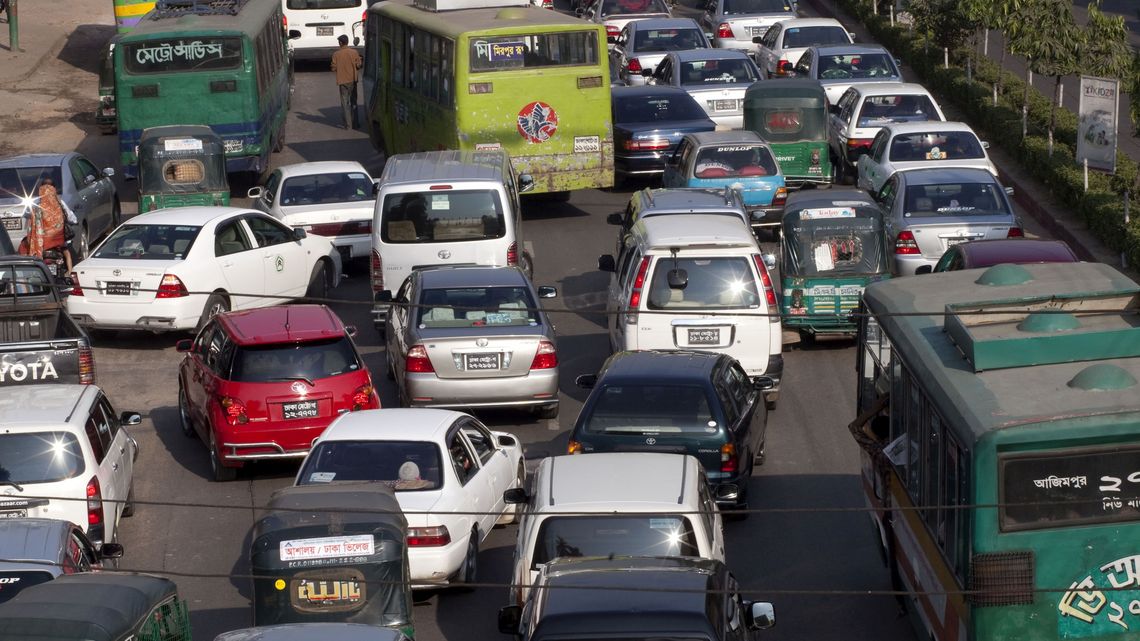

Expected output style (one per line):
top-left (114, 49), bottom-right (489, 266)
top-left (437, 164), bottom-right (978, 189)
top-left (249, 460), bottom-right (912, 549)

top-left (316, 26), bottom-right (334, 36)
top-left (297, 578), bottom-right (363, 607)
top-left (714, 99), bottom-right (737, 112)
top-left (0, 510), bottom-right (27, 520)
top-left (104, 281), bottom-right (132, 296)
top-left (2, 218), bottom-right (21, 231)
top-left (687, 328), bottom-right (721, 345)
top-left (465, 353), bottom-right (501, 371)
top-left (282, 400), bottom-right (319, 420)
top-left (945, 237), bottom-right (968, 248)
top-left (839, 285), bottom-right (863, 296)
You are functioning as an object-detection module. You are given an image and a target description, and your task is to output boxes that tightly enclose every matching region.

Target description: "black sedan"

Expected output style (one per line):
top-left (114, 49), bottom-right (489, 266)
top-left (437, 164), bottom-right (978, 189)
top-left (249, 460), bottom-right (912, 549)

top-left (611, 86), bottom-right (716, 186)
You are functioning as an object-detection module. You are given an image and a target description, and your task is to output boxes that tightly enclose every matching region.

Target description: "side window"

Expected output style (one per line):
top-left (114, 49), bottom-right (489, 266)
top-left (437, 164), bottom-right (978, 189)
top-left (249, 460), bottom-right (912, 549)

top-left (447, 429), bottom-right (477, 484)
top-left (195, 321), bottom-right (216, 357)
top-left (138, 599), bottom-right (189, 641)
top-left (696, 472), bottom-right (717, 541)
top-left (263, 171), bottom-right (282, 201)
top-left (870, 131), bottom-right (888, 161)
top-left (460, 420), bottom-right (496, 465)
top-left (949, 251), bottom-right (965, 271)
top-left (206, 327), bottom-right (232, 376)
top-left (215, 221), bottom-right (253, 257)
top-left (95, 397), bottom-right (120, 440)
top-left (76, 158), bottom-right (99, 185)
top-left (244, 215), bottom-right (293, 247)
top-left (617, 248), bottom-right (642, 288)
top-left (726, 363), bottom-right (752, 411)
top-left (877, 177), bottom-right (897, 208)
top-left (68, 531), bottom-right (93, 572)
top-left (765, 26), bottom-right (779, 48)
top-left (794, 50), bottom-right (811, 75)
top-left (715, 373), bottom-right (740, 426)
top-left (395, 276), bottom-right (413, 304)
top-left (838, 93), bottom-right (856, 124)
top-left (671, 139), bottom-right (688, 166)
top-left (69, 159), bottom-right (86, 191)
top-left (84, 410), bottom-right (109, 464)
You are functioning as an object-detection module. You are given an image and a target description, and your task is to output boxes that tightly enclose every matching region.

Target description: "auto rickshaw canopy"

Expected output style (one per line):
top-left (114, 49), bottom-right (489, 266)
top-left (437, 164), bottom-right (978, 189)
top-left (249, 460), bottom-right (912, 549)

top-left (743, 79), bottom-right (830, 143)
top-left (780, 190), bottom-right (889, 276)
top-left (137, 124), bottom-right (228, 195)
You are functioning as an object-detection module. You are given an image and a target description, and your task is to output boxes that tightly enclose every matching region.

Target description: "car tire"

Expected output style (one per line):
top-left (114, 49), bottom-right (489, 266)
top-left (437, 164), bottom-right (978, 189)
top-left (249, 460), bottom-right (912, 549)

top-left (122, 482), bottom-right (135, 517)
top-left (209, 427), bottom-right (237, 482)
top-left (75, 224), bottom-right (90, 261)
top-left (457, 528), bottom-right (478, 590)
top-left (178, 382), bottom-right (197, 438)
top-left (197, 294), bottom-right (229, 333)
top-left (765, 393), bottom-right (777, 411)
top-left (111, 198), bottom-right (122, 228)
top-left (519, 252), bottom-right (534, 280)
top-left (533, 403), bottom-right (558, 420)
top-left (306, 261), bottom-right (329, 300)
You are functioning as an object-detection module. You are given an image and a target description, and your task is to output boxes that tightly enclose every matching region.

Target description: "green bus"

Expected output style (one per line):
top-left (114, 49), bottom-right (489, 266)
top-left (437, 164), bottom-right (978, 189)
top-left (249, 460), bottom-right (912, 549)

top-left (852, 261), bottom-right (1140, 641)
top-left (114, 0), bottom-right (292, 178)
top-left (362, 0), bottom-right (613, 195)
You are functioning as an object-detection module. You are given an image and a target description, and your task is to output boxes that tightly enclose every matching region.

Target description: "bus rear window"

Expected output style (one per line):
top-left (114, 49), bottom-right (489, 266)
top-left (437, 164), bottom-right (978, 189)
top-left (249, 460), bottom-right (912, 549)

top-left (469, 32), bottom-right (599, 72)
top-left (124, 37), bottom-right (243, 74)
top-left (381, 190), bottom-right (505, 243)
top-left (1000, 445), bottom-right (1140, 531)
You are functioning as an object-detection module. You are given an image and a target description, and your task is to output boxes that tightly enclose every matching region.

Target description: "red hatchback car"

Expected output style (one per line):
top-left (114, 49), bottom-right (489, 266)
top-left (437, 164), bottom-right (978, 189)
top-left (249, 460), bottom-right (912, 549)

top-left (176, 305), bottom-right (380, 481)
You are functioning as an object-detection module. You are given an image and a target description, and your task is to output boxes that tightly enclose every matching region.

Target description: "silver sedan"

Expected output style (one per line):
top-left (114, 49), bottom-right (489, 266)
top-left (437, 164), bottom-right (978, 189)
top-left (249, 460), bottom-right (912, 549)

top-left (645, 48), bottom-right (760, 129)
top-left (384, 265), bottom-right (560, 419)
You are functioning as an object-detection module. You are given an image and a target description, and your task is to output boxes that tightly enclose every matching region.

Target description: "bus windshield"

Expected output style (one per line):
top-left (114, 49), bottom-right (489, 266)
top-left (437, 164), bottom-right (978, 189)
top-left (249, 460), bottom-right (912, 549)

top-left (123, 37), bottom-right (243, 74)
top-left (469, 32), bottom-right (600, 72)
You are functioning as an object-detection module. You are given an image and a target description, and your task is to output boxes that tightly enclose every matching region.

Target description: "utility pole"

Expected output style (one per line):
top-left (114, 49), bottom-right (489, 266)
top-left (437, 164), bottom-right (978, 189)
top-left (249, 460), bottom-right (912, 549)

top-left (5, 0), bottom-right (20, 53)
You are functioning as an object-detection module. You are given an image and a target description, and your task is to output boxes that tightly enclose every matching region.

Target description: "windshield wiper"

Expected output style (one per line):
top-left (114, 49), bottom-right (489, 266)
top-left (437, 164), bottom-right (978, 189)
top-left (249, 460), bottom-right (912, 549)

top-left (267, 376), bottom-right (315, 386)
top-left (0, 481), bottom-right (25, 492)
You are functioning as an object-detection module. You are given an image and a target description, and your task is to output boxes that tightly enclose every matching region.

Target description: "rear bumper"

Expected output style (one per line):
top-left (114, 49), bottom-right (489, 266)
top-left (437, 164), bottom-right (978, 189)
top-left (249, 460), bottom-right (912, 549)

top-left (68, 295), bottom-right (204, 332)
top-left (748, 205), bottom-right (784, 229)
top-left (217, 421), bottom-right (333, 464)
top-left (893, 255), bottom-right (936, 276)
top-left (408, 532), bottom-right (469, 587)
top-left (405, 370), bottom-right (559, 409)
top-left (615, 153), bottom-right (668, 176)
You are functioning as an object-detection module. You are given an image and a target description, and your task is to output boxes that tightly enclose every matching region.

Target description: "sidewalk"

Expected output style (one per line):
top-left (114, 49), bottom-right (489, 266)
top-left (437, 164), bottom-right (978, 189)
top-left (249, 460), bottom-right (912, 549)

top-left (0, 0), bottom-right (114, 84)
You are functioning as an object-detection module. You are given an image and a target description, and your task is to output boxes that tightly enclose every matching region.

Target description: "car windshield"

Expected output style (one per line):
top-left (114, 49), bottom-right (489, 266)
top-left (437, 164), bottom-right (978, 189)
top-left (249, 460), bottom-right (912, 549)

top-left (614, 93), bottom-right (709, 123)
top-left (679, 58), bottom-right (756, 85)
top-left (817, 52), bottom-right (897, 79)
top-left (297, 440), bottom-right (443, 491)
top-left (582, 384), bottom-right (716, 434)
top-left (0, 167), bottom-right (63, 203)
top-left (380, 189), bottom-right (505, 244)
top-left (417, 286), bottom-right (538, 329)
top-left (856, 95), bottom-right (938, 126)
top-left (782, 26), bottom-right (850, 48)
top-left (632, 28), bottom-right (705, 52)
top-left (600, 0), bottom-right (668, 16)
top-left (0, 432), bottom-right (84, 484)
top-left (279, 172), bottom-right (374, 206)
top-left (904, 182), bottom-right (1009, 217)
top-left (92, 224), bottom-right (200, 260)
top-left (692, 144), bottom-right (778, 178)
top-left (888, 131), bottom-right (985, 162)
top-left (229, 338), bottom-right (362, 383)
top-left (645, 257), bottom-right (760, 309)
top-left (722, 0), bottom-right (790, 14)
top-left (532, 515), bottom-right (701, 566)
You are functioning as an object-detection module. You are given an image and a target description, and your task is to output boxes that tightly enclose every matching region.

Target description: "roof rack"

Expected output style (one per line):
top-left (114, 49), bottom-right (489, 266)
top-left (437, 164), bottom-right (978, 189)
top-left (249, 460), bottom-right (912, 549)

top-left (151, 0), bottom-right (252, 18)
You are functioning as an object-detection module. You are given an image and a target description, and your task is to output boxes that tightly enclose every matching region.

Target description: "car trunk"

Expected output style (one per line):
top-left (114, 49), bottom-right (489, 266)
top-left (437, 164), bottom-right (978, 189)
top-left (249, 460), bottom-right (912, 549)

top-left (419, 329), bottom-right (545, 380)
top-left (909, 217), bottom-right (1017, 259)
top-left (686, 84), bottom-right (750, 121)
top-left (281, 201), bottom-right (375, 230)
top-left (75, 259), bottom-right (180, 303)
top-left (578, 430), bottom-right (724, 472)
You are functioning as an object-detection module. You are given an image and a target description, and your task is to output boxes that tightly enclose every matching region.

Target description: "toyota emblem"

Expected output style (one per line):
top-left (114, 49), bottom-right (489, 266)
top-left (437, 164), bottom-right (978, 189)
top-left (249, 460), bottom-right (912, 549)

top-left (290, 381), bottom-right (307, 394)
top-left (476, 338), bottom-right (489, 347)
top-left (112, 269), bottom-right (121, 277)
top-left (438, 249), bottom-right (452, 259)
top-left (645, 437), bottom-right (657, 445)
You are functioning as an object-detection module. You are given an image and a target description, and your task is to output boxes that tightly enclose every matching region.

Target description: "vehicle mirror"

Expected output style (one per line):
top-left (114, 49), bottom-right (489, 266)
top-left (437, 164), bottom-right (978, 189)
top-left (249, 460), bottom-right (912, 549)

top-left (120, 412), bottom-right (142, 426)
top-left (175, 338), bottom-right (194, 352)
top-left (518, 173), bottom-right (535, 193)
top-left (762, 253), bottom-right (776, 270)
top-left (373, 181), bottom-right (381, 196)
top-left (598, 254), bottom-right (616, 272)
top-left (292, 226), bottom-right (307, 240)
top-left (576, 373), bottom-right (598, 389)
top-left (915, 265), bottom-right (932, 275)
top-left (344, 324), bottom-right (358, 337)
top-left (247, 186), bottom-right (264, 200)
top-left (99, 542), bottom-right (125, 559)
top-left (747, 602), bottom-right (776, 630)
top-left (640, 68), bottom-right (653, 77)
top-left (503, 487), bottom-right (529, 504)
top-left (828, 103), bottom-right (840, 114)
top-left (84, 175), bottom-right (97, 185)
top-left (498, 605), bottom-right (522, 634)
top-left (606, 212), bottom-right (623, 226)
top-left (752, 36), bottom-right (763, 44)
top-left (288, 29), bottom-right (302, 40)
top-left (536, 286), bottom-right (558, 299)
top-left (375, 290), bottom-right (393, 303)
top-left (606, 34), bottom-right (615, 43)
top-left (981, 141), bottom-right (990, 149)
top-left (894, 57), bottom-right (903, 67)
top-left (667, 267), bottom-right (688, 289)
top-left (848, 31), bottom-right (856, 42)
top-left (353, 36), bottom-right (361, 46)
top-left (497, 434), bottom-right (518, 448)
top-left (753, 375), bottom-right (775, 391)
top-left (1004, 186), bottom-right (1015, 197)
top-left (102, 167), bottom-right (115, 178)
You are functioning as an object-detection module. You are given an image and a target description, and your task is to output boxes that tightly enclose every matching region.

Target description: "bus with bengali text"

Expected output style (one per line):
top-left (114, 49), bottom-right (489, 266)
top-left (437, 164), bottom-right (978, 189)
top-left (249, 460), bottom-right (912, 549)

top-left (362, 0), bottom-right (613, 196)
top-left (852, 261), bottom-right (1140, 641)
top-left (113, 0), bottom-right (291, 178)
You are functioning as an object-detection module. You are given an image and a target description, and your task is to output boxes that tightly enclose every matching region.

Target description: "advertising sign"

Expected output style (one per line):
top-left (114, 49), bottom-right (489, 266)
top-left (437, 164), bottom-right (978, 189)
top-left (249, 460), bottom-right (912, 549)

top-left (1076, 76), bottom-right (1119, 173)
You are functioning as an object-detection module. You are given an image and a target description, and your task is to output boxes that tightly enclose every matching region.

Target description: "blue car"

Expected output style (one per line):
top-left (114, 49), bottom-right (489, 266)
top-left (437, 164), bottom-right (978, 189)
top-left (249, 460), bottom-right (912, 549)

top-left (612, 86), bottom-right (716, 186)
top-left (663, 131), bottom-right (787, 233)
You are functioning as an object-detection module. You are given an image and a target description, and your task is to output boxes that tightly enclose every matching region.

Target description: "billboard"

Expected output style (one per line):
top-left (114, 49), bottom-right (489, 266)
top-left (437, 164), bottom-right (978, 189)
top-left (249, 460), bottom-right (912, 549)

top-left (1076, 75), bottom-right (1120, 174)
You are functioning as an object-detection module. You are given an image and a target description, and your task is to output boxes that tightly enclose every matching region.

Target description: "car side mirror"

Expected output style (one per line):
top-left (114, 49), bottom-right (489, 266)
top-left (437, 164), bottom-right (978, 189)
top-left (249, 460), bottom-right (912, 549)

top-left (598, 254), bottom-right (616, 272)
top-left (752, 36), bottom-right (763, 44)
top-left (537, 286), bottom-right (558, 299)
top-left (375, 290), bottom-right (393, 303)
top-left (175, 338), bottom-right (194, 352)
top-left (576, 373), bottom-right (598, 389)
top-left (1004, 186), bottom-right (1015, 197)
top-left (373, 181), bottom-right (382, 196)
top-left (120, 412), bottom-right (142, 426)
top-left (915, 265), bottom-right (933, 275)
top-left (247, 186), bottom-right (265, 200)
top-left (746, 602), bottom-right (776, 630)
top-left (288, 29), bottom-right (302, 40)
top-left (84, 175), bottom-right (97, 185)
top-left (344, 325), bottom-right (358, 337)
top-left (981, 141), bottom-right (990, 149)
top-left (292, 227), bottom-right (307, 240)
top-left (848, 31), bottom-right (856, 41)
top-left (99, 542), bottom-right (125, 559)
top-left (102, 167), bottom-right (115, 178)
top-left (828, 103), bottom-right (840, 114)
top-left (518, 173), bottom-right (535, 193)
top-left (497, 434), bottom-right (518, 448)
top-left (753, 375), bottom-right (775, 391)
top-left (606, 34), bottom-right (615, 43)
top-left (503, 487), bottom-right (529, 504)
top-left (640, 68), bottom-right (653, 77)
top-left (498, 605), bottom-right (522, 634)
top-left (353, 36), bottom-right (361, 46)
top-left (606, 213), bottom-right (623, 226)
top-left (761, 253), bottom-right (776, 270)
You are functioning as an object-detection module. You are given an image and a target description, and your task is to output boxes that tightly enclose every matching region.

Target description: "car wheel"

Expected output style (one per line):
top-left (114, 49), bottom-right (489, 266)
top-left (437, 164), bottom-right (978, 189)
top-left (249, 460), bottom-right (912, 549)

top-left (765, 392), bottom-right (777, 411)
top-left (305, 261), bottom-right (329, 300)
top-left (75, 224), bottom-right (90, 261)
top-left (111, 199), bottom-right (122, 228)
top-left (457, 528), bottom-right (478, 590)
top-left (533, 403), bottom-right (558, 420)
top-left (178, 382), bottom-right (197, 438)
top-left (197, 294), bottom-right (229, 333)
top-left (829, 156), bottom-right (843, 186)
top-left (208, 427), bottom-right (237, 482)
top-left (519, 252), bottom-right (534, 280)
top-left (121, 482), bottom-right (135, 517)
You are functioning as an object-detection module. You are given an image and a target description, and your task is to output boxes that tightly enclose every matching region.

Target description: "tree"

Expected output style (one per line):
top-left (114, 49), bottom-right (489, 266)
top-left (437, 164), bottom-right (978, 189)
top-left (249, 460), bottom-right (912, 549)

top-left (907, 0), bottom-right (973, 55)
top-left (1007, 0), bottom-right (1081, 150)
top-left (963, 0), bottom-right (1024, 104)
top-left (1083, 2), bottom-right (1133, 80)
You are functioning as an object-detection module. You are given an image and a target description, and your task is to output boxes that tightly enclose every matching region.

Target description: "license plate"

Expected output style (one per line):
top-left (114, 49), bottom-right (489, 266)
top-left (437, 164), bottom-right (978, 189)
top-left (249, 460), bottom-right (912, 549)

top-left (316, 26), bottom-right (334, 36)
top-left (945, 237), bottom-right (968, 247)
top-left (104, 281), bottom-right (132, 296)
top-left (465, 353), bottom-right (501, 371)
top-left (297, 579), bottom-right (363, 606)
top-left (282, 400), bottom-right (320, 420)
top-left (687, 328), bottom-right (720, 345)
top-left (839, 285), bottom-right (863, 296)
top-left (714, 99), bottom-right (737, 112)
top-left (0, 510), bottom-right (27, 520)
top-left (812, 286), bottom-right (836, 296)
top-left (751, 27), bottom-right (766, 36)
top-left (2, 218), bottom-right (20, 231)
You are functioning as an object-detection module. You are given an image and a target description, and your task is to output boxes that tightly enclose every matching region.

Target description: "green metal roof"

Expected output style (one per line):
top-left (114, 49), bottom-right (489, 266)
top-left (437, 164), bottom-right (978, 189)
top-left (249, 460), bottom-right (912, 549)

top-left (122, 0), bottom-right (278, 40)
top-left (369, 0), bottom-right (600, 39)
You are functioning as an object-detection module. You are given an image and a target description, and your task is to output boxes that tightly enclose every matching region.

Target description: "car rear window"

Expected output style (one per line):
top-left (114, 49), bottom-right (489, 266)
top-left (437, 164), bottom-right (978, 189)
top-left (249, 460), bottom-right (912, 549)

top-left (782, 26), bottom-right (850, 48)
top-left (679, 58), bottom-right (756, 85)
top-left (92, 224), bottom-right (200, 260)
top-left (279, 172), bottom-right (374, 206)
top-left (818, 52), bottom-right (897, 79)
top-left (380, 189), bottom-right (505, 244)
top-left (229, 338), bottom-right (362, 383)
top-left (297, 440), bottom-right (442, 491)
top-left (0, 167), bottom-right (63, 203)
top-left (417, 286), bottom-right (538, 329)
top-left (722, 0), bottom-right (790, 14)
top-left (856, 94), bottom-right (938, 126)
top-left (582, 384), bottom-right (716, 434)
top-left (904, 183), bottom-right (1009, 217)
top-left (693, 144), bottom-right (778, 178)
top-left (533, 515), bottom-right (700, 567)
top-left (614, 93), bottom-right (708, 123)
top-left (0, 432), bottom-right (84, 483)
top-left (645, 257), bottom-right (760, 309)
top-left (888, 131), bottom-right (985, 162)
top-left (632, 28), bottom-right (705, 53)
top-left (0, 571), bottom-right (55, 603)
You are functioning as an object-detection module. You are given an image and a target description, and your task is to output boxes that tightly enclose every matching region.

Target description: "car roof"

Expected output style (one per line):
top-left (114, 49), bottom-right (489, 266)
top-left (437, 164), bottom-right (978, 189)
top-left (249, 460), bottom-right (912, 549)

top-left (898, 166), bottom-right (999, 185)
top-left (772, 17), bottom-right (846, 29)
top-left (630, 17), bottom-right (701, 30)
top-left (881, 121), bottom-right (978, 136)
top-left (0, 154), bottom-right (70, 168)
top-left (636, 187), bottom-right (743, 212)
top-left (0, 519), bottom-right (70, 566)
top-left (785, 187), bottom-right (877, 209)
top-left (672, 48), bottom-right (752, 62)
top-left (957, 239), bottom-right (1079, 268)
top-left (636, 213), bottom-right (757, 249)
top-left (0, 384), bottom-right (93, 427)
top-left (599, 350), bottom-right (723, 383)
top-left (125, 206), bottom-right (260, 227)
top-left (276, 161), bottom-right (371, 179)
top-left (417, 265), bottom-right (529, 289)
top-left (216, 624), bottom-right (407, 641)
top-left (684, 130), bottom-right (765, 146)
top-left (218, 305), bottom-right (346, 346)
top-left (319, 408), bottom-right (467, 443)
top-left (844, 82), bottom-right (932, 96)
top-left (811, 43), bottom-right (891, 55)
top-left (540, 453), bottom-right (700, 507)
top-left (380, 150), bottom-right (508, 185)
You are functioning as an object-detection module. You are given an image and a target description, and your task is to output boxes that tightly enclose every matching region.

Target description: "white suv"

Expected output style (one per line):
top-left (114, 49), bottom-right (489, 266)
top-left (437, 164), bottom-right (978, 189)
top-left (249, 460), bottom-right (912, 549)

top-left (0, 385), bottom-right (140, 550)
top-left (284, 0), bottom-right (368, 61)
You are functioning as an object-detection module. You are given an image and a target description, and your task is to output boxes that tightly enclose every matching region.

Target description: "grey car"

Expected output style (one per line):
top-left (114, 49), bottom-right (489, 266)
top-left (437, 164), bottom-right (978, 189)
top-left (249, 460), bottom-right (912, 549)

top-left (0, 153), bottom-right (121, 259)
top-left (0, 518), bottom-right (124, 603)
top-left (872, 167), bottom-right (1022, 276)
top-left (611, 18), bottom-right (710, 87)
top-left (790, 44), bottom-right (902, 105)
top-left (384, 265), bottom-right (560, 419)
top-left (645, 48), bottom-right (760, 128)
top-left (580, 0), bottom-right (671, 47)
top-left (699, 0), bottom-right (797, 52)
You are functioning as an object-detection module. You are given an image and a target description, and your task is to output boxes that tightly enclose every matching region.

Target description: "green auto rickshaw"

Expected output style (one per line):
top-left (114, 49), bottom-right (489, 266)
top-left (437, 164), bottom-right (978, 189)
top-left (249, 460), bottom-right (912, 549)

top-left (251, 483), bottom-right (414, 637)
top-left (137, 125), bottom-right (230, 213)
top-left (779, 188), bottom-right (889, 337)
top-left (743, 79), bottom-right (831, 189)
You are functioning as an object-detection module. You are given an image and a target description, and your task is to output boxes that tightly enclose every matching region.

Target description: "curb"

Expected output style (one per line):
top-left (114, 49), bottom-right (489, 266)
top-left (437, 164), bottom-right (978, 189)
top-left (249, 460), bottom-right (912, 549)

top-left (0, 30), bottom-right (68, 87)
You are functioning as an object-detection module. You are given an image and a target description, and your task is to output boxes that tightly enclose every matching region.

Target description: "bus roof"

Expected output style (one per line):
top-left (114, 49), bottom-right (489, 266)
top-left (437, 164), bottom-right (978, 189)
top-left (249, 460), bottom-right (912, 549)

top-left (370, 0), bottom-right (600, 38)
top-left (863, 262), bottom-right (1140, 439)
top-left (123, 0), bottom-right (277, 40)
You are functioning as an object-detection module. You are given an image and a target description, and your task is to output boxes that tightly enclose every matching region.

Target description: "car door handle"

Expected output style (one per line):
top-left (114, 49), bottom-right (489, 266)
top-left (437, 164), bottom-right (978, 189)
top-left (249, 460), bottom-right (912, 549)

top-left (119, 446), bottom-right (125, 455)
top-left (222, 260), bottom-right (234, 267)
top-left (112, 462), bottom-right (119, 471)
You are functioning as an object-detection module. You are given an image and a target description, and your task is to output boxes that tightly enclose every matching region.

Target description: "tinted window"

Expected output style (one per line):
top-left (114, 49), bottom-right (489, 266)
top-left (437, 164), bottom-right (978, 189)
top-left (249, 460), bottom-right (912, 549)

top-left (888, 131), bottom-right (986, 163)
top-left (0, 167), bottom-right (63, 203)
top-left (298, 440), bottom-right (442, 491)
top-left (417, 286), bottom-right (537, 328)
top-left (645, 257), bottom-right (760, 309)
top-left (533, 515), bottom-right (700, 566)
top-left (0, 571), bottom-right (54, 603)
top-left (693, 144), bottom-right (778, 178)
top-left (903, 182), bottom-right (1009, 217)
top-left (856, 94), bottom-right (938, 126)
top-left (0, 432), bottom-right (84, 483)
top-left (469, 32), bottom-right (599, 72)
top-left (782, 26), bottom-right (850, 48)
top-left (0, 264), bottom-right (51, 296)
top-left (600, 0), bottom-right (669, 16)
top-left (381, 189), bottom-right (505, 243)
top-left (214, 221), bottom-right (252, 257)
top-left (817, 52), bottom-right (898, 79)
top-left (287, 0), bottom-right (360, 8)
top-left (614, 93), bottom-right (709, 123)
top-left (461, 422), bottom-right (496, 464)
top-left (245, 216), bottom-right (293, 247)
top-left (124, 37), bottom-right (243, 74)
top-left (721, 0), bottom-right (790, 13)
top-left (279, 172), bottom-right (374, 206)
top-left (679, 58), bottom-right (756, 85)
top-left (632, 28), bottom-right (706, 53)
top-left (229, 338), bottom-right (362, 383)
top-left (93, 224), bottom-right (200, 260)
top-left (448, 431), bottom-right (477, 484)
top-left (582, 384), bottom-right (716, 434)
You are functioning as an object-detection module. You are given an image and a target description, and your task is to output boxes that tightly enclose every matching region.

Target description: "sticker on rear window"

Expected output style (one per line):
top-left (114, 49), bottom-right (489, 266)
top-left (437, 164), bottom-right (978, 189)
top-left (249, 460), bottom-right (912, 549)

top-left (649, 518), bottom-right (681, 530)
top-left (485, 312), bottom-right (512, 325)
top-left (308, 472), bottom-right (336, 483)
top-left (431, 196), bottom-right (449, 210)
top-left (800, 207), bottom-right (855, 219)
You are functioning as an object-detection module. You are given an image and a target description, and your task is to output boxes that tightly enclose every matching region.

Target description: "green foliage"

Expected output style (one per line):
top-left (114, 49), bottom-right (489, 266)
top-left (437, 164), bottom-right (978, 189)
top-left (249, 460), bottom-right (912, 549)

top-left (1083, 2), bottom-right (1133, 80)
top-left (906, 0), bottom-right (974, 51)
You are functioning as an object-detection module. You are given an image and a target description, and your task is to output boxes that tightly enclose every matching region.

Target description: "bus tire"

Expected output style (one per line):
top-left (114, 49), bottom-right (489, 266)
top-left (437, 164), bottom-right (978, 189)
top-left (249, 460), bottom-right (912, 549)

top-left (273, 121), bottom-right (285, 153)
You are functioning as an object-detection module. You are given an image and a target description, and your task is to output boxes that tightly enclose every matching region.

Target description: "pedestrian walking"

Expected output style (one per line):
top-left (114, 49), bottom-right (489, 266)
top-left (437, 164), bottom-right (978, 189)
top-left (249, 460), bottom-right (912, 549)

top-left (330, 34), bottom-right (362, 129)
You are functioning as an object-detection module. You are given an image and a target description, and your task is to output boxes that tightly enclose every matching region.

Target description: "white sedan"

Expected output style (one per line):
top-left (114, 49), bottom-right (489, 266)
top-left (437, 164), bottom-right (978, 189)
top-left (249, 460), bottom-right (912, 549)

top-left (855, 121), bottom-right (997, 194)
top-left (67, 207), bottom-right (341, 333)
top-left (294, 408), bottom-right (526, 589)
top-left (248, 161), bottom-right (377, 263)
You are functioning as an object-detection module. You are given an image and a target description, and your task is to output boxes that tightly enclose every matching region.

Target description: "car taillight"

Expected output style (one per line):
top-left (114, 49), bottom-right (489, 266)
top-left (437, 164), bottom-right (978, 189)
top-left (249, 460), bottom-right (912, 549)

top-left (282, 14), bottom-right (288, 30)
top-left (371, 249), bottom-right (384, 293)
top-left (351, 384), bottom-right (375, 411)
top-left (777, 60), bottom-right (795, 76)
top-left (406, 345), bottom-right (434, 373)
top-left (70, 272), bottom-right (83, 296)
top-left (78, 346), bottom-right (95, 385)
top-left (626, 256), bottom-right (651, 325)
top-left (361, 9), bottom-right (367, 23)
top-left (752, 254), bottom-right (778, 313)
top-left (627, 58), bottom-right (642, 73)
top-left (772, 187), bottom-right (787, 208)
top-left (567, 439), bottom-right (582, 454)
top-left (895, 231), bottom-right (921, 255)
top-left (507, 241), bottom-right (519, 266)
top-left (86, 477), bottom-right (103, 527)
top-left (622, 138), bottom-right (671, 151)
top-left (220, 396), bottom-right (248, 425)
top-left (847, 138), bottom-right (873, 153)
top-left (1007, 227), bottom-right (1024, 238)
top-left (530, 340), bottom-right (558, 370)
top-left (155, 274), bottom-right (188, 298)
top-left (716, 22), bottom-right (734, 39)
top-left (720, 443), bottom-right (737, 473)
top-left (605, 24), bottom-right (620, 38)
top-left (407, 526), bottom-right (450, 547)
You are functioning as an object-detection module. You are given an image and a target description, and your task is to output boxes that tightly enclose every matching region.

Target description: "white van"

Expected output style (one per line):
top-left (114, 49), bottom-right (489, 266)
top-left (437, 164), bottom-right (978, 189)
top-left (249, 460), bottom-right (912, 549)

top-left (372, 150), bottom-right (533, 327)
top-left (502, 453), bottom-right (725, 607)
top-left (598, 213), bottom-right (783, 407)
top-left (283, 0), bottom-right (368, 61)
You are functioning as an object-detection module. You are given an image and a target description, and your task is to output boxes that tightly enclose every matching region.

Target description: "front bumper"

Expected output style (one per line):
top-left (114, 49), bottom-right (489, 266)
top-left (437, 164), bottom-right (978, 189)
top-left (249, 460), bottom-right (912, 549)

top-left (405, 369), bottom-right (559, 409)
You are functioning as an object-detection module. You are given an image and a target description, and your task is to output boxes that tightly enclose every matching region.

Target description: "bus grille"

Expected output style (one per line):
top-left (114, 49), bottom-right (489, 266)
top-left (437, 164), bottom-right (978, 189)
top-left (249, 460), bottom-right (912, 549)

top-left (968, 550), bottom-right (1035, 606)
